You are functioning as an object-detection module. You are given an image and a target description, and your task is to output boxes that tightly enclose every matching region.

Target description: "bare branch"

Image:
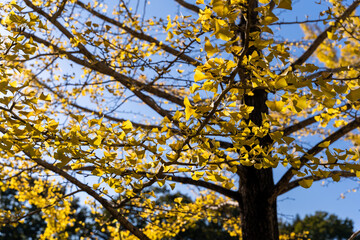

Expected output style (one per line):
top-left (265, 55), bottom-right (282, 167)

top-left (22, 31), bottom-right (178, 119)
top-left (23, 0), bottom-right (185, 110)
top-left (348, 230), bottom-right (360, 240)
top-left (34, 77), bottom-right (162, 130)
top-left (270, 15), bottom-right (360, 26)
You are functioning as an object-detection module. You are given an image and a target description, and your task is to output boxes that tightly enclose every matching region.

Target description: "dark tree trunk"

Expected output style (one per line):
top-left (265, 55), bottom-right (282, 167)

top-left (236, 1), bottom-right (279, 239)
top-left (238, 166), bottom-right (278, 240)
top-left (237, 90), bottom-right (279, 240)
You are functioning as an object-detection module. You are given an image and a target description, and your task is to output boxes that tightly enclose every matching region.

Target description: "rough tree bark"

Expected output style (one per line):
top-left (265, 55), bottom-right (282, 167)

top-left (236, 1), bottom-right (279, 239)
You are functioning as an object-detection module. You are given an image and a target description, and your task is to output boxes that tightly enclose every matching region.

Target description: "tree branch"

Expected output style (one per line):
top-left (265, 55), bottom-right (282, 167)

top-left (174, 0), bottom-right (201, 13)
top-left (290, 0), bottom-right (360, 69)
top-left (34, 77), bottom-right (162, 130)
top-left (31, 158), bottom-right (150, 240)
top-left (0, 127), bottom-right (149, 239)
top-left (23, 0), bottom-right (185, 109)
top-left (51, 0), bottom-right (68, 20)
top-left (279, 171), bottom-right (356, 196)
top-left (22, 31), bottom-right (178, 119)
top-left (76, 0), bottom-right (201, 66)
top-left (168, 175), bottom-right (241, 200)
top-left (348, 229), bottom-right (360, 240)
top-left (271, 118), bottom-right (360, 202)
top-left (63, 165), bottom-right (240, 201)
top-left (282, 102), bottom-right (354, 136)
top-left (304, 64), bottom-right (360, 80)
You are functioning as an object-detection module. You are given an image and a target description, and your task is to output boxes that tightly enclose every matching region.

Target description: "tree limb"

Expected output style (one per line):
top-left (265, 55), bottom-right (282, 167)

top-left (304, 64), bottom-right (360, 80)
top-left (0, 127), bottom-right (150, 240)
top-left (282, 102), bottom-right (354, 136)
top-left (76, 0), bottom-right (201, 66)
top-left (290, 0), bottom-right (360, 69)
top-left (174, 0), bottom-right (201, 13)
top-left (168, 175), bottom-right (241, 200)
top-left (22, 31), bottom-right (178, 119)
top-left (279, 170), bottom-right (356, 196)
top-left (63, 165), bottom-right (240, 201)
top-left (271, 118), bottom-right (360, 202)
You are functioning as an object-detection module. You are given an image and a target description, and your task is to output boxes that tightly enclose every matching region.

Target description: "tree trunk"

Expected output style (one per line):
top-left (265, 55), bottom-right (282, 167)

top-left (238, 166), bottom-right (278, 240)
top-left (238, 91), bottom-right (279, 240)
top-left (236, 1), bottom-right (279, 238)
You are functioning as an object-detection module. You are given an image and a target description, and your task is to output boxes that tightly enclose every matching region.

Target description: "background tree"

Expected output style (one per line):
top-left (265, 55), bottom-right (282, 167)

top-left (0, 0), bottom-right (360, 239)
top-left (0, 179), bottom-right (111, 240)
top-left (279, 211), bottom-right (356, 240)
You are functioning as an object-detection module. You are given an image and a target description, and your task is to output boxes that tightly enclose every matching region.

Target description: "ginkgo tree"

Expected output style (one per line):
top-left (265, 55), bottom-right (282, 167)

top-left (0, 0), bottom-right (360, 239)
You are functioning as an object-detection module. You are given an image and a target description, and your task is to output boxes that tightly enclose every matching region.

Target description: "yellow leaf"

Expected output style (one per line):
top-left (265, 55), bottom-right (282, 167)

top-left (266, 100), bottom-right (285, 112)
top-left (275, 77), bottom-right (287, 89)
top-left (9, 81), bottom-right (17, 88)
top-left (122, 120), bottom-right (133, 130)
top-left (318, 141), bottom-right (331, 148)
top-left (40, 92), bottom-right (52, 101)
top-left (278, 0), bottom-right (292, 10)
top-left (174, 197), bottom-right (183, 204)
top-left (184, 97), bottom-right (195, 120)
top-left (261, 12), bottom-right (279, 25)
top-left (193, 93), bottom-right (202, 102)
top-left (190, 83), bottom-right (201, 93)
top-left (299, 178), bottom-right (313, 188)
top-left (294, 96), bottom-right (307, 111)
top-left (192, 171), bottom-right (204, 180)
top-left (194, 69), bottom-right (207, 82)
top-left (93, 183), bottom-right (101, 190)
top-left (165, 17), bottom-right (172, 31)
top-left (204, 37), bottom-right (218, 57)
top-left (346, 88), bottom-right (360, 102)
top-left (93, 135), bottom-right (103, 146)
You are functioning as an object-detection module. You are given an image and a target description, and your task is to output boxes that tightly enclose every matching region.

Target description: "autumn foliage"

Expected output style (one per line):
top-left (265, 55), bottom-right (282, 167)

top-left (0, 0), bottom-right (360, 239)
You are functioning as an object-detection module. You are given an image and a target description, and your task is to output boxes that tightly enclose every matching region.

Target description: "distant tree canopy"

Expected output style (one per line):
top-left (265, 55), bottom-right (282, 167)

top-left (0, 0), bottom-right (360, 239)
top-left (279, 211), bottom-right (355, 240)
top-left (0, 181), bottom-right (110, 240)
